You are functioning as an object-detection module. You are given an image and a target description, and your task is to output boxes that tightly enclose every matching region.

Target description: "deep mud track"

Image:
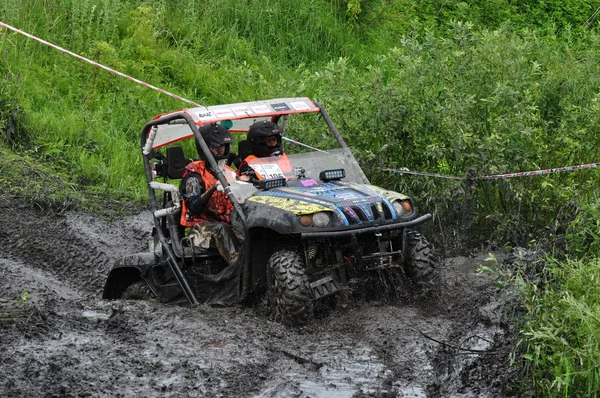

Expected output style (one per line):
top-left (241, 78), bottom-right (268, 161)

top-left (0, 201), bottom-right (517, 397)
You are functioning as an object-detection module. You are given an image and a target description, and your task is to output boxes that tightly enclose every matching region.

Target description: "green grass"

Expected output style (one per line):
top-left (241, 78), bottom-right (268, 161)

top-left (521, 255), bottom-right (600, 397)
top-left (0, 142), bottom-right (82, 212)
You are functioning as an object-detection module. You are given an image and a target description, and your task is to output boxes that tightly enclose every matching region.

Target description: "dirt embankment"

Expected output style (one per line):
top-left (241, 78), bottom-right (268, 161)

top-left (0, 200), bottom-right (522, 397)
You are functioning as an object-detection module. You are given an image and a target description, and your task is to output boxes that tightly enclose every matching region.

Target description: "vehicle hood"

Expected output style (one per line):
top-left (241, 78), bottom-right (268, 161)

top-left (246, 181), bottom-right (409, 226)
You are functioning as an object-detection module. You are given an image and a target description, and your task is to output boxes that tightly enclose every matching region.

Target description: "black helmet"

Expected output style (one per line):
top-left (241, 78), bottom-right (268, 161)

top-left (247, 120), bottom-right (284, 158)
top-left (195, 123), bottom-right (233, 161)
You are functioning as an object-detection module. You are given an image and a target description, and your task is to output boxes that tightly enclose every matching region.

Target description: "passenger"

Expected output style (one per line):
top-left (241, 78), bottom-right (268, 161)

top-left (179, 123), bottom-right (240, 264)
top-left (238, 120), bottom-right (291, 181)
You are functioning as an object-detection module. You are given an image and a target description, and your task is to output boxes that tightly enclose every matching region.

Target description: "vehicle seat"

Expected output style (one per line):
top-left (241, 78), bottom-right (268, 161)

top-left (165, 146), bottom-right (190, 179)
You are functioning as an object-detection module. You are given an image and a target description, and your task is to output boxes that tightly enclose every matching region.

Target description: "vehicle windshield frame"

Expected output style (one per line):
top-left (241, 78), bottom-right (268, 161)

top-left (225, 148), bottom-right (369, 202)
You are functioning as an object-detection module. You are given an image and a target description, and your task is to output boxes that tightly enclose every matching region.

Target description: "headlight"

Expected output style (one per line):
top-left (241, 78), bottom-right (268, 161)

top-left (312, 212), bottom-right (331, 228)
top-left (393, 201), bottom-right (405, 217)
top-left (393, 200), bottom-right (413, 217)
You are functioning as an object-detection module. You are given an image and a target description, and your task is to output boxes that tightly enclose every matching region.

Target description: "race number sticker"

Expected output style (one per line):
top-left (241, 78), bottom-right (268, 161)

top-left (261, 163), bottom-right (285, 179)
top-left (252, 163), bottom-right (284, 179)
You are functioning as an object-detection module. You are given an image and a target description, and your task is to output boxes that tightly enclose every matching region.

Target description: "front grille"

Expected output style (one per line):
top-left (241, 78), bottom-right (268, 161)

top-left (371, 204), bottom-right (383, 220)
top-left (340, 201), bottom-right (394, 224)
top-left (381, 202), bottom-right (394, 220)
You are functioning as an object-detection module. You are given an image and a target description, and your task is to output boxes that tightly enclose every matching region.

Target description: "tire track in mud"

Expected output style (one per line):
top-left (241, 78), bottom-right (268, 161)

top-left (2, 219), bottom-right (112, 294)
top-left (0, 204), bottom-right (147, 296)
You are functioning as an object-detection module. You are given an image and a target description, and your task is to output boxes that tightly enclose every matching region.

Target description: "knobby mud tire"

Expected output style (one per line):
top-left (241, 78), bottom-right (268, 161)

top-left (267, 250), bottom-right (314, 326)
top-left (405, 231), bottom-right (438, 287)
top-left (121, 281), bottom-right (156, 300)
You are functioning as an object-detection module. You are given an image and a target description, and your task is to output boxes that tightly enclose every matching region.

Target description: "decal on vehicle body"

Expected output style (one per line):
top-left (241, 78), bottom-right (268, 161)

top-left (251, 105), bottom-right (271, 114)
top-left (251, 163), bottom-right (285, 179)
top-left (300, 179), bottom-right (319, 187)
top-left (214, 109), bottom-right (235, 118)
top-left (290, 101), bottom-right (311, 110)
top-left (271, 103), bottom-right (291, 112)
top-left (196, 110), bottom-right (217, 121)
top-left (248, 196), bottom-right (335, 216)
top-left (253, 190), bottom-right (349, 225)
top-left (231, 106), bottom-right (253, 116)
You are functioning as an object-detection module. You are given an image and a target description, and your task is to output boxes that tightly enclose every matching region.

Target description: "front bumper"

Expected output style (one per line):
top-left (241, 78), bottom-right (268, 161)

top-left (299, 213), bottom-right (432, 239)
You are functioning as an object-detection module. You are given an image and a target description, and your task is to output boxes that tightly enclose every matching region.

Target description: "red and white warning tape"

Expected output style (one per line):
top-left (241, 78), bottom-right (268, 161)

top-left (476, 162), bottom-right (600, 180)
top-left (376, 167), bottom-right (464, 180)
top-left (0, 21), bottom-right (201, 107)
top-left (378, 161), bottom-right (600, 181)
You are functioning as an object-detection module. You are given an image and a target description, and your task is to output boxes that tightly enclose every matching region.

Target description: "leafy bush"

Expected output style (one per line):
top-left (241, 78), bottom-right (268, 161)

top-left (566, 196), bottom-right (600, 257)
top-left (294, 23), bottom-right (600, 245)
top-left (521, 257), bottom-right (600, 397)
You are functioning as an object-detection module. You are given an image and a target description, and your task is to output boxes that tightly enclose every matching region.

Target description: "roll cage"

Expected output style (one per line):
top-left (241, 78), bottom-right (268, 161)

top-left (139, 97), bottom-right (368, 304)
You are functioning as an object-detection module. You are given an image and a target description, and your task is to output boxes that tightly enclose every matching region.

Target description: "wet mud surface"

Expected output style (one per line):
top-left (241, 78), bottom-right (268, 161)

top-left (0, 200), bottom-right (520, 397)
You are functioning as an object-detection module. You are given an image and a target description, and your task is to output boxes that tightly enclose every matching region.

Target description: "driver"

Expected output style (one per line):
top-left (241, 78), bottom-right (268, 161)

top-left (179, 123), bottom-right (240, 265)
top-left (237, 120), bottom-right (291, 181)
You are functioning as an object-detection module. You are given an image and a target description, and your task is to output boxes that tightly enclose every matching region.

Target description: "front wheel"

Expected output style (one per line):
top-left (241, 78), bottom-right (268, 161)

top-left (267, 250), bottom-right (314, 326)
top-left (404, 231), bottom-right (438, 287)
top-left (121, 281), bottom-right (156, 300)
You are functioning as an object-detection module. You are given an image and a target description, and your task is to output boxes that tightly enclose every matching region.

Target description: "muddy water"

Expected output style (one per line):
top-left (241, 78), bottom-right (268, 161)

top-left (0, 204), bottom-right (516, 397)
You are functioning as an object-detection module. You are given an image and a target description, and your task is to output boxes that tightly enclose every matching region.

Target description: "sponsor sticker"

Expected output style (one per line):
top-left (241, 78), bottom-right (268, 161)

top-left (271, 103), bottom-right (291, 112)
top-left (196, 110), bottom-right (217, 121)
top-left (214, 108), bottom-right (235, 118)
top-left (335, 192), bottom-right (359, 200)
top-left (300, 179), bottom-right (319, 187)
top-left (290, 101), bottom-right (310, 110)
top-left (231, 106), bottom-right (253, 116)
top-left (251, 104), bottom-right (271, 114)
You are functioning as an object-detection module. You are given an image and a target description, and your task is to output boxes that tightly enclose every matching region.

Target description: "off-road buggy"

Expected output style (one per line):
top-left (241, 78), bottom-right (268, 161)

top-left (103, 97), bottom-right (437, 325)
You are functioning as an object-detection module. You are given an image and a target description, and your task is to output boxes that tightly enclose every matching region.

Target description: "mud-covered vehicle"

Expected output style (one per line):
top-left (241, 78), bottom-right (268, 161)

top-left (103, 97), bottom-right (437, 325)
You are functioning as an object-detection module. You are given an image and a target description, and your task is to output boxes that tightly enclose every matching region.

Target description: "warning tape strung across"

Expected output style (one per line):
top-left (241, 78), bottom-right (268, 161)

top-left (376, 167), bottom-right (465, 180)
top-left (0, 21), bottom-right (201, 107)
top-left (378, 161), bottom-right (600, 181)
top-left (476, 162), bottom-right (600, 180)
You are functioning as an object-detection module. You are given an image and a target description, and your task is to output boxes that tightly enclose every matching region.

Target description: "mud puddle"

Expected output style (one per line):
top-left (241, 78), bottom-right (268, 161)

top-left (0, 202), bottom-right (518, 397)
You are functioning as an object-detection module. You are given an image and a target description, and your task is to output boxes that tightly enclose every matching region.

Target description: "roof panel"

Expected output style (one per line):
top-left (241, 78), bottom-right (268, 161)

top-left (149, 97), bottom-right (320, 150)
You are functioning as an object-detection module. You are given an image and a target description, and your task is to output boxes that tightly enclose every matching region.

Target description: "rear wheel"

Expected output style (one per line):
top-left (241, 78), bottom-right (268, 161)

top-left (122, 281), bottom-right (156, 300)
top-left (405, 231), bottom-right (437, 287)
top-left (267, 250), bottom-right (314, 326)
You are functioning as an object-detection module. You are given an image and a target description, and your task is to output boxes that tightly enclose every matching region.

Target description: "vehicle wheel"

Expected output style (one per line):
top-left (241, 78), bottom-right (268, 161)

top-left (121, 281), bottom-right (156, 300)
top-left (267, 250), bottom-right (314, 326)
top-left (405, 231), bottom-right (438, 287)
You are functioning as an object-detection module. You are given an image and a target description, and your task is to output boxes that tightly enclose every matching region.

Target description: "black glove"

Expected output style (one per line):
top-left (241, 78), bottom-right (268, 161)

top-left (227, 152), bottom-right (242, 169)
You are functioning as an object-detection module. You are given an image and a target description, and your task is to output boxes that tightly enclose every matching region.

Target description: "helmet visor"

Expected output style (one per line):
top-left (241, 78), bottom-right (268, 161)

top-left (254, 135), bottom-right (279, 145)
